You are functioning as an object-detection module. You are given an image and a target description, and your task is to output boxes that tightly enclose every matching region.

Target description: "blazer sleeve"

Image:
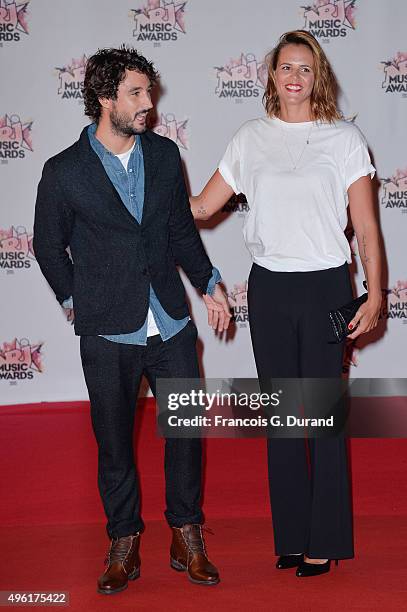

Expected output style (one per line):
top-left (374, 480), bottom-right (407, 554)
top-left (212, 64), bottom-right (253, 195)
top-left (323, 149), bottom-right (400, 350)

top-left (168, 145), bottom-right (213, 294)
top-left (33, 159), bottom-right (75, 304)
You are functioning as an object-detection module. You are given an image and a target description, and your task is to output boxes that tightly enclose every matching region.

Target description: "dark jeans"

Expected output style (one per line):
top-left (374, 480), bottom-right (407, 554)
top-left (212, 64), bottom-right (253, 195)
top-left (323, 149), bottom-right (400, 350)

top-left (248, 262), bottom-right (354, 559)
top-left (80, 321), bottom-right (202, 539)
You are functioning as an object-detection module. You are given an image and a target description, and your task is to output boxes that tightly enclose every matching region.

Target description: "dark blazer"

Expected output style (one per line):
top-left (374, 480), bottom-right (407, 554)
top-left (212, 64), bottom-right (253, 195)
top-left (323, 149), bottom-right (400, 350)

top-left (33, 127), bottom-right (213, 335)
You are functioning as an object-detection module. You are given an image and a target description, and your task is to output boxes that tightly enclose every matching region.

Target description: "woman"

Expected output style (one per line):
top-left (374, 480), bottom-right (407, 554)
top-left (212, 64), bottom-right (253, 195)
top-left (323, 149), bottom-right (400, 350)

top-left (190, 30), bottom-right (382, 577)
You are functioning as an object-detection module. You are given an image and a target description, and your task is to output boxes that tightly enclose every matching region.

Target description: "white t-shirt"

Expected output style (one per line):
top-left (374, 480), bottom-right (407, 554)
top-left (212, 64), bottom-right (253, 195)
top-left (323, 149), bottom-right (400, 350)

top-left (116, 145), bottom-right (134, 171)
top-left (218, 116), bottom-right (376, 272)
top-left (116, 145), bottom-right (159, 337)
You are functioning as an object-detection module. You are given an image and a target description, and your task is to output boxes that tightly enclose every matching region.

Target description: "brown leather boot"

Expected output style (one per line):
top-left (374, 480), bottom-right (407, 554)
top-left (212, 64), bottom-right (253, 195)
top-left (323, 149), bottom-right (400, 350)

top-left (170, 524), bottom-right (220, 585)
top-left (97, 533), bottom-right (141, 595)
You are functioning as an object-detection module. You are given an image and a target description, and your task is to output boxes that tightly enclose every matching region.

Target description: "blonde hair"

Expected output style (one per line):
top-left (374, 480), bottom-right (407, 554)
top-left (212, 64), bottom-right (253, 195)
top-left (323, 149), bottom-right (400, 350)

top-left (263, 30), bottom-right (342, 123)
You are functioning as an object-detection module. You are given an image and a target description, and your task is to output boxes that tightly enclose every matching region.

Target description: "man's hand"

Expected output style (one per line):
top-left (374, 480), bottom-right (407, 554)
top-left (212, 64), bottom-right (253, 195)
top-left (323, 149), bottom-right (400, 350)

top-left (64, 307), bottom-right (74, 324)
top-left (202, 284), bottom-right (232, 333)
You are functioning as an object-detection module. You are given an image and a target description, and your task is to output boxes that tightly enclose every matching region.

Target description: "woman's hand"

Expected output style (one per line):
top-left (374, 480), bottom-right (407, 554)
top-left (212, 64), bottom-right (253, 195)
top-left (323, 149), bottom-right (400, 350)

top-left (190, 170), bottom-right (234, 220)
top-left (347, 293), bottom-right (382, 340)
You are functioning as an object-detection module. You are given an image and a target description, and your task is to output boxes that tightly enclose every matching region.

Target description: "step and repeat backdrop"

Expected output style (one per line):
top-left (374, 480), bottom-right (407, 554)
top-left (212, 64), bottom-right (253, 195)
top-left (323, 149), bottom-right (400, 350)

top-left (1, 0), bottom-right (406, 404)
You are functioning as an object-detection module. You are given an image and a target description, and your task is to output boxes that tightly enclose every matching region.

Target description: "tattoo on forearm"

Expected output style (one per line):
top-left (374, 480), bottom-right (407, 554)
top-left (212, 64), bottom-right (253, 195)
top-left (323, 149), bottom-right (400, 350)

top-left (198, 206), bottom-right (207, 216)
top-left (362, 234), bottom-right (371, 264)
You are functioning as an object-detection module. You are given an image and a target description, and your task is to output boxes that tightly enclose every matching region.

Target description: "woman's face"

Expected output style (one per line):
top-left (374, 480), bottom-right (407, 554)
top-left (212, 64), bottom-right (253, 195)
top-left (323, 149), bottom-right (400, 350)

top-left (274, 43), bottom-right (315, 111)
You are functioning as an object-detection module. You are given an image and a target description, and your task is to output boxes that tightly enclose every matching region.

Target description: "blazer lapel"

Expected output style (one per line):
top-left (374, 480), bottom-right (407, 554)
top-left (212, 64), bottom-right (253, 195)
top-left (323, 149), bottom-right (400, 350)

top-left (140, 131), bottom-right (161, 225)
top-left (76, 127), bottom-right (139, 228)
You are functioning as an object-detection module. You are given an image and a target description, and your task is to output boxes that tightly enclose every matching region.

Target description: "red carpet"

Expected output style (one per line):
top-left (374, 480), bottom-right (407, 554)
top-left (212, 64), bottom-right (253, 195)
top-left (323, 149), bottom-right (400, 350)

top-left (1, 401), bottom-right (407, 610)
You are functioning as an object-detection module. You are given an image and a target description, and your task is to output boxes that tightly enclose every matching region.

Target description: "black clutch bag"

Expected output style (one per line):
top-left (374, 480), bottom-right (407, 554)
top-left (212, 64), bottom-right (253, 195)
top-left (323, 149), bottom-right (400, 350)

top-left (329, 282), bottom-right (368, 343)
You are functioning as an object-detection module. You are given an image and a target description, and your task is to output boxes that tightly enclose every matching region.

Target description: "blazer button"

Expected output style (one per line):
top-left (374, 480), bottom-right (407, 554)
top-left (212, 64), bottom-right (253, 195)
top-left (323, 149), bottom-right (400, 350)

top-left (142, 268), bottom-right (148, 275)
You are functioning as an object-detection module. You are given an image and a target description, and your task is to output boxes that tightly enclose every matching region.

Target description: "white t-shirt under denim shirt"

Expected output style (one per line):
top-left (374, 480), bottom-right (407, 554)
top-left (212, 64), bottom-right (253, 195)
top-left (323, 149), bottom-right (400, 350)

top-left (218, 116), bottom-right (376, 272)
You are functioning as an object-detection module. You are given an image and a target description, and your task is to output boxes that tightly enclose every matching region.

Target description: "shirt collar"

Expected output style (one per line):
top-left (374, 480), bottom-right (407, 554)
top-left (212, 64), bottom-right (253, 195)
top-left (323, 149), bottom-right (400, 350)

top-left (87, 123), bottom-right (141, 163)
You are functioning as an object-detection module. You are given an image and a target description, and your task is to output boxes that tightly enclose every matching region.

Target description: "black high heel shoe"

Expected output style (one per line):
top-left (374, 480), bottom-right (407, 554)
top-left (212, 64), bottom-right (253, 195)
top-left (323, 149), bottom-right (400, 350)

top-left (276, 554), bottom-right (304, 569)
top-left (296, 559), bottom-right (338, 577)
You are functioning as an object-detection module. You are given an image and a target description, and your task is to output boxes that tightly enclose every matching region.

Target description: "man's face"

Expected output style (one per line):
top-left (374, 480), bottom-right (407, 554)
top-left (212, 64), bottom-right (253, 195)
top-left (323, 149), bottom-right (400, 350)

top-left (105, 69), bottom-right (154, 135)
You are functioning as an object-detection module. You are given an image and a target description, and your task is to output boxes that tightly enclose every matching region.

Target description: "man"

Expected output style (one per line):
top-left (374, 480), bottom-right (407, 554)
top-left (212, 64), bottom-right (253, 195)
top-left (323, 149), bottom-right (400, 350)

top-left (33, 46), bottom-right (231, 595)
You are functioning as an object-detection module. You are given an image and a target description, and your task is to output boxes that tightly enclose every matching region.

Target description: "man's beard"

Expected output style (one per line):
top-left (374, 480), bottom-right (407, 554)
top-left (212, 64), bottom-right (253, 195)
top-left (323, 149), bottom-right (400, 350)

top-left (109, 107), bottom-right (149, 136)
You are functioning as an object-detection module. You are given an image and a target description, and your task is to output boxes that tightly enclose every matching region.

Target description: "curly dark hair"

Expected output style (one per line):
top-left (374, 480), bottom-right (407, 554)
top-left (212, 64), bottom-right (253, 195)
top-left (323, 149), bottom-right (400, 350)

top-left (83, 45), bottom-right (159, 123)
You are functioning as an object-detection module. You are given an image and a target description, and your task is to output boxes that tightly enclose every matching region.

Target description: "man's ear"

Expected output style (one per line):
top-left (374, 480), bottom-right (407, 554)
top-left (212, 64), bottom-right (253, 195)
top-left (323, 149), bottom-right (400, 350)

top-left (98, 97), bottom-right (112, 111)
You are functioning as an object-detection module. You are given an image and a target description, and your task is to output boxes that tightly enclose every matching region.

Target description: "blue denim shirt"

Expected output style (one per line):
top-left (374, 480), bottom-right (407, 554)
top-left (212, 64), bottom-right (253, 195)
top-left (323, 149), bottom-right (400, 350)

top-left (63, 124), bottom-right (221, 345)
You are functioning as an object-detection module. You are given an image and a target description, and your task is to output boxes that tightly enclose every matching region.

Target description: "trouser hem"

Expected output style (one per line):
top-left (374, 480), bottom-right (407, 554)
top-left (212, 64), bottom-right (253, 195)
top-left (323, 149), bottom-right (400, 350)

top-left (305, 551), bottom-right (354, 560)
top-left (275, 550), bottom-right (354, 560)
top-left (107, 520), bottom-right (145, 540)
top-left (165, 511), bottom-right (204, 528)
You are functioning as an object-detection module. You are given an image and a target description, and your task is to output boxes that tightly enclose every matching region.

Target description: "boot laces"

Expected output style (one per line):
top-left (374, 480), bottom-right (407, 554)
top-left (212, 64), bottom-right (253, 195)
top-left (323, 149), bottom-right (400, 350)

top-left (183, 525), bottom-right (213, 555)
top-left (105, 534), bottom-right (137, 566)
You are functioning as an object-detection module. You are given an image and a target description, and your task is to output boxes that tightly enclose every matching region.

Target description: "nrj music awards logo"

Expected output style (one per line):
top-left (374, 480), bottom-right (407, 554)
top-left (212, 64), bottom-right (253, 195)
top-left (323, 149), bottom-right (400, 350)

top-left (381, 168), bottom-right (407, 213)
top-left (0, 114), bottom-right (33, 161)
top-left (222, 193), bottom-right (250, 215)
top-left (215, 53), bottom-right (267, 100)
top-left (0, 226), bottom-right (34, 271)
top-left (381, 53), bottom-right (407, 95)
top-left (152, 113), bottom-right (188, 149)
top-left (0, 338), bottom-right (43, 381)
top-left (382, 281), bottom-right (407, 322)
top-left (227, 281), bottom-right (248, 326)
top-left (130, 0), bottom-right (186, 43)
top-left (0, 0), bottom-right (29, 44)
top-left (301, 0), bottom-right (356, 40)
top-left (56, 55), bottom-right (87, 101)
